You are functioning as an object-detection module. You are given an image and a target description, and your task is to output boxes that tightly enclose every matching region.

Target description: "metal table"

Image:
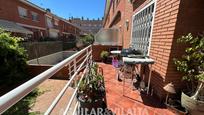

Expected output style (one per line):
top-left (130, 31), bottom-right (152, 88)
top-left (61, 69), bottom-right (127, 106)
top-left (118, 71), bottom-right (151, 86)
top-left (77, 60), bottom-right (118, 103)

top-left (110, 50), bottom-right (121, 55)
top-left (122, 57), bottom-right (155, 95)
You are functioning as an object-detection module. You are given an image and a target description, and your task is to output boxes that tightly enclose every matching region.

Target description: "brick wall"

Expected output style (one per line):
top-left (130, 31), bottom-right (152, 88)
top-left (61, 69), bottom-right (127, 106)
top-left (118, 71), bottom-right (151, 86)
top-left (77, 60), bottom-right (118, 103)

top-left (70, 18), bottom-right (102, 35)
top-left (148, 0), bottom-right (181, 99)
top-left (103, 0), bottom-right (182, 99)
top-left (0, 0), bottom-right (46, 29)
top-left (104, 0), bottom-right (204, 99)
top-left (0, 0), bottom-right (46, 39)
top-left (166, 0), bottom-right (204, 90)
top-left (0, 0), bottom-right (81, 39)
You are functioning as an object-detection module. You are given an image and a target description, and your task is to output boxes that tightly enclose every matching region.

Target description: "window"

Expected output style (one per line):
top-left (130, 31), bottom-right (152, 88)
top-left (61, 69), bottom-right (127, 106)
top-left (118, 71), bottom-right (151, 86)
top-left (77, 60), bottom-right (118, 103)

top-left (18, 6), bottom-right (27, 18)
top-left (31, 12), bottom-right (39, 21)
top-left (54, 19), bottom-right (59, 26)
top-left (131, 2), bottom-right (155, 56)
top-left (47, 17), bottom-right (53, 28)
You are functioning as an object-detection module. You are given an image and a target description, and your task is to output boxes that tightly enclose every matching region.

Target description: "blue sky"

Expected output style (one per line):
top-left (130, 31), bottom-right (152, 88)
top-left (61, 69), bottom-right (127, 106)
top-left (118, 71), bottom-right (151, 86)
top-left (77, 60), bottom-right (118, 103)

top-left (29, 0), bottom-right (106, 20)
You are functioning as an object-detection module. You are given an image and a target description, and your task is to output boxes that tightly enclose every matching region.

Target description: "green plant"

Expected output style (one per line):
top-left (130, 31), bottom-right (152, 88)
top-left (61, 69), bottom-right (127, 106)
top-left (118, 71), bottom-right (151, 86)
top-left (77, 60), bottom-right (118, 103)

top-left (77, 63), bottom-right (105, 103)
top-left (0, 29), bottom-right (40, 114)
top-left (80, 34), bottom-right (94, 46)
top-left (0, 29), bottom-right (28, 85)
top-left (100, 51), bottom-right (109, 59)
top-left (174, 33), bottom-right (204, 100)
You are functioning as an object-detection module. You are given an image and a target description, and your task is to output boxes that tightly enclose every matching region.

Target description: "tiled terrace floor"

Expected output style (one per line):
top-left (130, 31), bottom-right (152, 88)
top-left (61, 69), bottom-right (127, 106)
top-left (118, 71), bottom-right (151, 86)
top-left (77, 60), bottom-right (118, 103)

top-left (98, 63), bottom-right (174, 115)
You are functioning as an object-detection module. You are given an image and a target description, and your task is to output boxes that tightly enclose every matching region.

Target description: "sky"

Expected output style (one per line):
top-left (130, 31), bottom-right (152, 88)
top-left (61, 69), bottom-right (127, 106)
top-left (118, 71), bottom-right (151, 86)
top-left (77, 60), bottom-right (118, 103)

top-left (29, 0), bottom-right (106, 20)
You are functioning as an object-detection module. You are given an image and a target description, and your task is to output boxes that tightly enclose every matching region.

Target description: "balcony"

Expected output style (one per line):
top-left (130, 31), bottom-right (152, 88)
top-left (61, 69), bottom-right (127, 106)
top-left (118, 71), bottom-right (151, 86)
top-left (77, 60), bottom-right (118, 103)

top-left (0, 45), bottom-right (174, 115)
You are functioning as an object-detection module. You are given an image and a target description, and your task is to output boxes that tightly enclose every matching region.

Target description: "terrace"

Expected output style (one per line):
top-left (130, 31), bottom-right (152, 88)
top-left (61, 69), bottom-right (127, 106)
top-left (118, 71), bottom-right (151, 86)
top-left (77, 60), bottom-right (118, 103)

top-left (0, 44), bottom-right (174, 115)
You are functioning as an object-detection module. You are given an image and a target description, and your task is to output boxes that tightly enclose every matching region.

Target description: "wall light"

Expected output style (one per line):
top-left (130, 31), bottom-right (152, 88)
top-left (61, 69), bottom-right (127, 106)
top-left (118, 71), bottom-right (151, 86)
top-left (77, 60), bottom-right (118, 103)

top-left (119, 25), bottom-right (122, 30)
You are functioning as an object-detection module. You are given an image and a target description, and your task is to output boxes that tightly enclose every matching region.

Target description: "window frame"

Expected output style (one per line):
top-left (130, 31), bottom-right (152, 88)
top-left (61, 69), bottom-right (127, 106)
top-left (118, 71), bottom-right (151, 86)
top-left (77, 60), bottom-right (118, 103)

top-left (54, 19), bottom-right (59, 26)
top-left (18, 6), bottom-right (28, 18)
top-left (47, 17), bottom-right (53, 28)
top-left (31, 11), bottom-right (39, 22)
top-left (130, 0), bottom-right (157, 56)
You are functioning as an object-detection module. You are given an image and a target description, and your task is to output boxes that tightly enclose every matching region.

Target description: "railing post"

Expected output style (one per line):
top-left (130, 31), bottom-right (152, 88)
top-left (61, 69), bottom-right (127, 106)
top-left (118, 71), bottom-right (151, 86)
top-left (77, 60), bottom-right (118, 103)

top-left (90, 45), bottom-right (93, 63)
top-left (86, 48), bottom-right (89, 66)
top-left (74, 59), bottom-right (76, 72)
top-left (69, 63), bottom-right (71, 78)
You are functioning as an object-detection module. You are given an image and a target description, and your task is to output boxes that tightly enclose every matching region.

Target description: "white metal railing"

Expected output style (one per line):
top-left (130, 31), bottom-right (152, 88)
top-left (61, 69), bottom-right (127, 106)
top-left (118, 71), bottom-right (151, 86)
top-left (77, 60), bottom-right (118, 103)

top-left (0, 45), bottom-right (92, 114)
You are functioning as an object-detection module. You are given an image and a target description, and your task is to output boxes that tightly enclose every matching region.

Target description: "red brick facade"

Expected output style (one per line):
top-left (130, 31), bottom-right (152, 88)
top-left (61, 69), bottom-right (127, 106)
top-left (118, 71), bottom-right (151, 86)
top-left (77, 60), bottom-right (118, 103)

top-left (103, 0), bottom-right (204, 99)
top-left (59, 19), bottom-right (81, 41)
top-left (0, 0), bottom-right (81, 40)
top-left (70, 18), bottom-right (102, 35)
top-left (0, 0), bottom-right (46, 39)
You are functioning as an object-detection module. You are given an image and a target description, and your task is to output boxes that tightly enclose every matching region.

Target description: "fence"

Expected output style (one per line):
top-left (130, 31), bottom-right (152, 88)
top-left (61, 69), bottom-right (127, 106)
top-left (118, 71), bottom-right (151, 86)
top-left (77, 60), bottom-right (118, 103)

top-left (0, 45), bottom-right (92, 114)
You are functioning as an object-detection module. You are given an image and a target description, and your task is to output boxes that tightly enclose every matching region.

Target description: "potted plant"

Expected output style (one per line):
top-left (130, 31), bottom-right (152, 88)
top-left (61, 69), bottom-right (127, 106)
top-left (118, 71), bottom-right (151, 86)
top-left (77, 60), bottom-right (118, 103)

top-left (77, 63), bottom-right (106, 114)
top-left (174, 33), bottom-right (204, 115)
top-left (100, 51), bottom-right (109, 63)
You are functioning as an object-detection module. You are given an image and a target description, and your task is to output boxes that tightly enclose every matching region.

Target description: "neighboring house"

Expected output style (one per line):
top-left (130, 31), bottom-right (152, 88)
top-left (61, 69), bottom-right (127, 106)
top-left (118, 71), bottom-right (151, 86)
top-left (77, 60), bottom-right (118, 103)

top-left (0, 0), bottom-right (46, 40)
top-left (0, 0), bottom-right (81, 40)
top-left (70, 18), bottom-right (102, 35)
top-left (45, 11), bottom-right (60, 39)
top-left (103, 0), bottom-right (204, 99)
top-left (59, 18), bottom-right (81, 41)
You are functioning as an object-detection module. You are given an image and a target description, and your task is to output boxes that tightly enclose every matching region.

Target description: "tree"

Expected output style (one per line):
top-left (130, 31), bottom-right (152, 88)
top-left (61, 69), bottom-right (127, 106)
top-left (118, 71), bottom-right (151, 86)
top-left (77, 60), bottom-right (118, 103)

top-left (0, 29), bottom-right (28, 85)
top-left (174, 33), bottom-right (204, 100)
top-left (80, 34), bottom-right (94, 46)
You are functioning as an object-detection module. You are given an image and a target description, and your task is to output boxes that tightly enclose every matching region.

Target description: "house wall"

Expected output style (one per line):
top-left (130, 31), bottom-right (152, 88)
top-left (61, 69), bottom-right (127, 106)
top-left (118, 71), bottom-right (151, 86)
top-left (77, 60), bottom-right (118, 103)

top-left (0, 0), bottom-right (46, 28)
top-left (103, 0), bottom-right (204, 99)
top-left (0, 0), bottom-right (81, 40)
top-left (0, 0), bottom-right (46, 39)
top-left (147, 0), bottom-right (181, 99)
top-left (126, 0), bottom-right (181, 99)
top-left (104, 0), bottom-right (127, 47)
top-left (166, 0), bottom-right (204, 91)
top-left (70, 18), bottom-right (102, 35)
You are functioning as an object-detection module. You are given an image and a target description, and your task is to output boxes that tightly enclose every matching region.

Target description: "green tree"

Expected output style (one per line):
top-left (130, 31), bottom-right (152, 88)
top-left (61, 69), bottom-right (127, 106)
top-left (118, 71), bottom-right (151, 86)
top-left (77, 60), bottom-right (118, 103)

top-left (174, 33), bottom-right (204, 100)
top-left (80, 34), bottom-right (94, 46)
top-left (0, 29), bottom-right (28, 85)
top-left (0, 29), bottom-right (40, 115)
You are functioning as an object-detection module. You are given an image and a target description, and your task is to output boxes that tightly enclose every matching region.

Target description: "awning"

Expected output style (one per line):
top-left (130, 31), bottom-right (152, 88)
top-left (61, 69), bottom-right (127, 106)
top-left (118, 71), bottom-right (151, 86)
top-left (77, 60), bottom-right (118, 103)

top-left (0, 19), bottom-right (33, 34)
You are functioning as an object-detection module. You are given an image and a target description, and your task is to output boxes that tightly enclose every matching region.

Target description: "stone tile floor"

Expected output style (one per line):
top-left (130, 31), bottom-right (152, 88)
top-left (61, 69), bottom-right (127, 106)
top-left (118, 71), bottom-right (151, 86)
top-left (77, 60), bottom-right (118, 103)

top-left (98, 63), bottom-right (174, 115)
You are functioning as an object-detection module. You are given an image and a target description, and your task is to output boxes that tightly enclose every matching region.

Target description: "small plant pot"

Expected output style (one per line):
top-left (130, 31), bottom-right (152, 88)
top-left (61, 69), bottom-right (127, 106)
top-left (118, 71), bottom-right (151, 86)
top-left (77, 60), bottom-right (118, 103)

top-left (181, 92), bottom-right (204, 115)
